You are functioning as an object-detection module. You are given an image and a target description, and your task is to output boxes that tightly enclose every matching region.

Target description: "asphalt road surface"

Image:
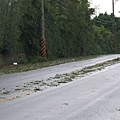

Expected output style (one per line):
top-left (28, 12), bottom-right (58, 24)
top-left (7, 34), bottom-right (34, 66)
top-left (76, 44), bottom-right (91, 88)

top-left (0, 54), bottom-right (120, 120)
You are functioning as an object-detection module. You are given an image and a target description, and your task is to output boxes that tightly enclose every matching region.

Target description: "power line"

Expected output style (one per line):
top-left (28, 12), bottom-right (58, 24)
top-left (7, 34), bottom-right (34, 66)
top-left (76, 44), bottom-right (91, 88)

top-left (93, 19), bottom-right (112, 25)
top-left (52, 0), bottom-right (78, 12)
top-left (94, 18), bottom-right (116, 24)
top-left (56, 0), bottom-right (69, 7)
top-left (93, 18), bottom-right (116, 25)
top-left (52, 1), bottom-right (69, 11)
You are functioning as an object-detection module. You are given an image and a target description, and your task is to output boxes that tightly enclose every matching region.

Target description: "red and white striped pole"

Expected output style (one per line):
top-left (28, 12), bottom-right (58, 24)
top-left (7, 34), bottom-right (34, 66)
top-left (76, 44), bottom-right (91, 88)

top-left (40, 0), bottom-right (46, 58)
top-left (41, 38), bottom-right (46, 58)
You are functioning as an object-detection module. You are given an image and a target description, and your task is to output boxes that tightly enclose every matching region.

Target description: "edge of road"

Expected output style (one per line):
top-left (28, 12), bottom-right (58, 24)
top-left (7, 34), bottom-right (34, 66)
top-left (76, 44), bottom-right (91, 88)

top-left (0, 54), bottom-right (120, 103)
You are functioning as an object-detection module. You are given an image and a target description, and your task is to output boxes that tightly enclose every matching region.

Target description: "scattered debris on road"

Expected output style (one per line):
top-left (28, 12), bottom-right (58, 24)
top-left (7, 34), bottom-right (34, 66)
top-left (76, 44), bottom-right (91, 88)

top-left (0, 57), bottom-right (120, 102)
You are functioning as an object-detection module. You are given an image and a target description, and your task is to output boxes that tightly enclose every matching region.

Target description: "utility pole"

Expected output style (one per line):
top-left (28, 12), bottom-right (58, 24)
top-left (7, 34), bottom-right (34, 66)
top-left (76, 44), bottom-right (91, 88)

top-left (112, 0), bottom-right (115, 16)
top-left (40, 0), bottom-right (46, 58)
top-left (112, 0), bottom-right (117, 52)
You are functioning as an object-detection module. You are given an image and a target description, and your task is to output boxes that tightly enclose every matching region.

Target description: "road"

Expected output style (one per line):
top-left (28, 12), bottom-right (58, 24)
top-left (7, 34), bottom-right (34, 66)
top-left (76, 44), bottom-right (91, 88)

top-left (0, 54), bottom-right (120, 90)
top-left (0, 54), bottom-right (120, 120)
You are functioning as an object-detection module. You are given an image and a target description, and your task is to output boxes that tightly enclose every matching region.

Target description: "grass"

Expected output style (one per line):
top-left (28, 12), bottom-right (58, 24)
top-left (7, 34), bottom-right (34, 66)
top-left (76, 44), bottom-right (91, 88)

top-left (0, 55), bottom-right (98, 75)
top-left (34, 88), bottom-right (41, 92)
top-left (33, 81), bottom-right (41, 85)
top-left (2, 91), bottom-right (10, 95)
top-left (54, 74), bottom-right (62, 79)
top-left (50, 57), bottom-right (120, 84)
top-left (15, 88), bottom-right (22, 91)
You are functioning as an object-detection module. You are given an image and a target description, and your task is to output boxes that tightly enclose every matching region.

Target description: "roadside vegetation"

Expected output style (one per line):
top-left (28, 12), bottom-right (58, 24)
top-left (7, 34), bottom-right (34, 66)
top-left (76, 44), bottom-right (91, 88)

top-left (0, 0), bottom-right (120, 66)
top-left (0, 55), bottom-right (98, 75)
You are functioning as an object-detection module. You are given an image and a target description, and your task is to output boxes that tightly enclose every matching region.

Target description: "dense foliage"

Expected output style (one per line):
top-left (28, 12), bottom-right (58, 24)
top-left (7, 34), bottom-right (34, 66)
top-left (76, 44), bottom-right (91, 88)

top-left (93, 13), bottom-right (120, 53)
top-left (0, 0), bottom-right (21, 55)
top-left (0, 0), bottom-right (120, 61)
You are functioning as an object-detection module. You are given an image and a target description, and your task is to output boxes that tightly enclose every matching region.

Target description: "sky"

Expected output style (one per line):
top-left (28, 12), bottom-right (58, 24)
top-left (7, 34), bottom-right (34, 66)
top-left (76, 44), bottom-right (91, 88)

top-left (89, 0), bottom-right (120, 17)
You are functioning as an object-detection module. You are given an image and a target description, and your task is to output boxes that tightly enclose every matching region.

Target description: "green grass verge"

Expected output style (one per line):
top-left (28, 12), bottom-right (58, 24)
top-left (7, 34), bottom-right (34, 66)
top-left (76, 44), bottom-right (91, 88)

top-left (0, 55), bottom-right (98, 75)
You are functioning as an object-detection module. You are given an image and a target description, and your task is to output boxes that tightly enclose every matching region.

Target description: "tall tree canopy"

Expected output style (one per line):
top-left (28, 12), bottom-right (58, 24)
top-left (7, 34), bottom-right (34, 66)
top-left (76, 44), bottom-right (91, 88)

top-left (0, 0), bottom-right (120, 62)
top-left (93, 13), bottom-right (120, 53)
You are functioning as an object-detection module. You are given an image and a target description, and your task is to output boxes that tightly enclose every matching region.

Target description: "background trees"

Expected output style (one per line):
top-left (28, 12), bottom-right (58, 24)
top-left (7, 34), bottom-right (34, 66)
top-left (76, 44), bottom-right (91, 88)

top-left (93, 13), bottom-right (120, 53)
top-left (0, 0), bottom-right (120, 62)
top-left (0, 0), bottom-right (21, 55)
top-left (19, 0), bottom-right (41, 57)
top-left (45, 0), bottom-right (94, 57)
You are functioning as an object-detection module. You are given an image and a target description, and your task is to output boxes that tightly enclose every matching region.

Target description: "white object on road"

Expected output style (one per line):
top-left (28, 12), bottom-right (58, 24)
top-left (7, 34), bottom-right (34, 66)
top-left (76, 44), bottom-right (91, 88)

top-left (13, 62), bottom-right (18, 65)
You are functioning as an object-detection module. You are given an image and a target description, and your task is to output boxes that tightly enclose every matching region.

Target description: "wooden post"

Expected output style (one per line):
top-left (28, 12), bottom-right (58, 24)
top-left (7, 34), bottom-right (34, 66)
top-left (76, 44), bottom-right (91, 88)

top-left (112, 0), bottom-right (116, 52)
top-left (40, 0), bottom-right (46, 58)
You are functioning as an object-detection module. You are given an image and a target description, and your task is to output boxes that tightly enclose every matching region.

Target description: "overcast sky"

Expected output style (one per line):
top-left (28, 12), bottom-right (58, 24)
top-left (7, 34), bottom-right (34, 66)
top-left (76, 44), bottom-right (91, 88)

top-left (89, 0), bottom-right (120, 17)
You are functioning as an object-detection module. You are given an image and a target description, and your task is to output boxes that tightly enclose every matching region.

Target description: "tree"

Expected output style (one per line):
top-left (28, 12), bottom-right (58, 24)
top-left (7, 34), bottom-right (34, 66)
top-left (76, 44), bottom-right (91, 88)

top-left (93, 13), bottom-right (120, 53)
top-left (19, 0), bottom-right (41, 57)
top-left (92, 25), bottom-right (113, 54)
top-left (0, 0), bottom-right (21, 55)
top-left (45, 0), bottom-right (94, 57)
